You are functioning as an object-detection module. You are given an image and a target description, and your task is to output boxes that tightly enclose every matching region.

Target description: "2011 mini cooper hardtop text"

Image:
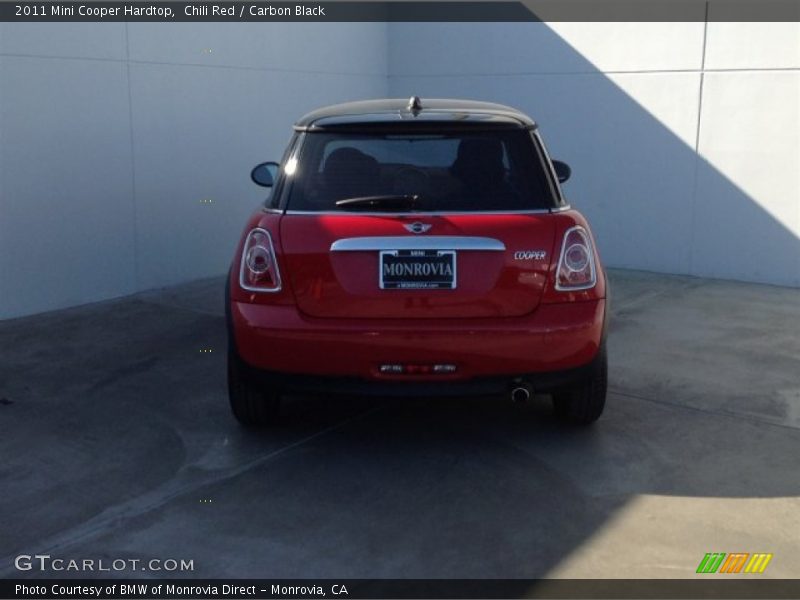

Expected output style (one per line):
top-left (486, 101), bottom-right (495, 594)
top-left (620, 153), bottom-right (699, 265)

top-left (227, 98), bottom-right (608, 426)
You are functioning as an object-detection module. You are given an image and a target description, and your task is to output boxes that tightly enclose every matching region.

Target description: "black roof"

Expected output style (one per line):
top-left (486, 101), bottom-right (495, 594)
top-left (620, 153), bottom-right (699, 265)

top-left (294, 98), bottom-right (537, 131)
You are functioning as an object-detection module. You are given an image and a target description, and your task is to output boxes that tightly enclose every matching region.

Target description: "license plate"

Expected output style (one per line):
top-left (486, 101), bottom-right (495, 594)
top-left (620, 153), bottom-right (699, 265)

top-left (379, 250), bottom-right (456, 290)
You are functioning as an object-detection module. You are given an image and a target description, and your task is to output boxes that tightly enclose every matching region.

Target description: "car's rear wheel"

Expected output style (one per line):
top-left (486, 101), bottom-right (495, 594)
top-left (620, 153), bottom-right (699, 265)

top-left (552, 344), bottom-right (607, 425)
top-left (228, 349), bottom-right (281, 427)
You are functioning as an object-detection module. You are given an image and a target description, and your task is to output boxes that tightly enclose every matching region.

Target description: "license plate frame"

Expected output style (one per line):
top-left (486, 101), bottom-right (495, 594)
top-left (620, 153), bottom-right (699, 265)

top-left (379, 249), bottom-right (457, 290)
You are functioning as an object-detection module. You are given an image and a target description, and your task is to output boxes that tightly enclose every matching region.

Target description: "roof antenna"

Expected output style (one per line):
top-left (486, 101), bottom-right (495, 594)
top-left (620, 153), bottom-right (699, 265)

top-left (407, 96), bottom-right (422, 116)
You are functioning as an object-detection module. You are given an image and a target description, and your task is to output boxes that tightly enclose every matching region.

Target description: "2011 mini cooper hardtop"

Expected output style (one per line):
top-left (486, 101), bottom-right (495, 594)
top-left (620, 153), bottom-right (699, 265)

top-left (227, 98), bottom-right (608, 426)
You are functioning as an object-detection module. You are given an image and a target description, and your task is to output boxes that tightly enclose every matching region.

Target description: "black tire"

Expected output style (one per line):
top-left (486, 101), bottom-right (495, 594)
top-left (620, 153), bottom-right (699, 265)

top-left (227, 349), bottom-right (280, 427)
top-left (552, 344), bottom-right (607, 425)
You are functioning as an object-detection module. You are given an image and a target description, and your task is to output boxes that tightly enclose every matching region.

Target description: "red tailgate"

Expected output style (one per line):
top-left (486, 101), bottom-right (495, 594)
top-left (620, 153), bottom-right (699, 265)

top-left (279, 213), bottom-right (556, 319)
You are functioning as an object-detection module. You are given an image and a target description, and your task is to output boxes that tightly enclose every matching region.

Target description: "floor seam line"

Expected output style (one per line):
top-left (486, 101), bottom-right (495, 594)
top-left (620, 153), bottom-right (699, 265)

top-left (0, 407), bottom-right (379, 574)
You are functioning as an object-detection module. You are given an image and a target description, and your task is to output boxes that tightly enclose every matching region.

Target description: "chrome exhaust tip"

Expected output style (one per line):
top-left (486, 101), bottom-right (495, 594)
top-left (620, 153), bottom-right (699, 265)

top-left (510, 385), bottom-right (531, 403)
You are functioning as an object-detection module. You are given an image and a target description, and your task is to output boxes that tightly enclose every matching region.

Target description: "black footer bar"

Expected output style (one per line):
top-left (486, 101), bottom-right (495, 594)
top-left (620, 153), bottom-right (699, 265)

top-left (5, 579), bottom-right (800, 599)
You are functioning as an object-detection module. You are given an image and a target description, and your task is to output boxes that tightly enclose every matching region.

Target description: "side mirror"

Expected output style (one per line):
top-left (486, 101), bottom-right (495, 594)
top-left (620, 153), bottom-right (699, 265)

top-left (251, 161), bottom-right (280, 187)
top-left (553, 160), bottom-right (571, 184)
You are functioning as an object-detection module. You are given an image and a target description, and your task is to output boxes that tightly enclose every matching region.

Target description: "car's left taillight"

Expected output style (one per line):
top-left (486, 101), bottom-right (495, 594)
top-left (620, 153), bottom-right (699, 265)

top-left (555, 225), bottom-right (597, 291)
top-left (239, 228), bottom-right (282, 292)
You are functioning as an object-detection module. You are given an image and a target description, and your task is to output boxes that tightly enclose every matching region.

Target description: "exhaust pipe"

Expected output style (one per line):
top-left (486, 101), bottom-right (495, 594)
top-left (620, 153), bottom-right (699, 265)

top-left (510, 383), bottom-right (532, 403)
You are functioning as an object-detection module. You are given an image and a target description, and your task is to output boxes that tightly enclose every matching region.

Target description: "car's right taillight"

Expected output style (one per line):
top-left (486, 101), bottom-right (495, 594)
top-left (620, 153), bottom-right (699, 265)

top-left (555, 225), bottom-right (597, 291)
top-left (239, 228), bottom-right (282, 292)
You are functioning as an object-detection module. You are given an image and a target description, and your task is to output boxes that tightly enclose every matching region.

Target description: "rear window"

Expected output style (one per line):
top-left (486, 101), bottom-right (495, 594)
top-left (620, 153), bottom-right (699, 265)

top-left (284, 130), bottom-right (556, 212)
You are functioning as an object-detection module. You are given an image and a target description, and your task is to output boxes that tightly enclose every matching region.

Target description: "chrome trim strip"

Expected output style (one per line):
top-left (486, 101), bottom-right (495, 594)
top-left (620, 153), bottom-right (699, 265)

top-left (286, 209), bottom-right (557, 217)
top-left (330, 236), bottom-right (506, 252)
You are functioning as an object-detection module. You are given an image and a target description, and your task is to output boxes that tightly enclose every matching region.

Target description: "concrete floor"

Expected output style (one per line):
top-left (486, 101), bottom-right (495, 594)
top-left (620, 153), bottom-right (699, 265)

top-left (1, 269), bottom-right (799, 578)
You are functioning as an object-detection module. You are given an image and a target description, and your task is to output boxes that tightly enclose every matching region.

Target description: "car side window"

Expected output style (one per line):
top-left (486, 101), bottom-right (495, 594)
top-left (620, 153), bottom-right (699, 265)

top-left (266, 135), bottom-right (300, 209)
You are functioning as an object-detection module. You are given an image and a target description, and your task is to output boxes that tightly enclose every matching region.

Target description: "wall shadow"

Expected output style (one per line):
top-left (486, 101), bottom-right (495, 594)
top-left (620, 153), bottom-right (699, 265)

top-left (388, 21), bottom-right (800, 288)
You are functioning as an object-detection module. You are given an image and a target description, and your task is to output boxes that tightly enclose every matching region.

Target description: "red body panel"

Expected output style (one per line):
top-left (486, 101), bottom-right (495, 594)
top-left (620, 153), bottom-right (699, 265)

top-left (229, 208), bottom-right (606, 383)
top-left (232, 299), bottom-right (605, 379)
top-left (280, 214), bottom-right (555, 319)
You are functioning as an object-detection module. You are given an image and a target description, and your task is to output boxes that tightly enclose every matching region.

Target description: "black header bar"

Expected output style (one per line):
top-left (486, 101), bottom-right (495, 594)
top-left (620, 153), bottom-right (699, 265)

top-left (2, 1), bottom-right (799, 22)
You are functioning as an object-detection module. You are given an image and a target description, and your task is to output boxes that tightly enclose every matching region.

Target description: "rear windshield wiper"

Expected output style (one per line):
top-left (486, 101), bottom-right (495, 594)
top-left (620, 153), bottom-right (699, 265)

top-left (335, 194), bottom-right (420, 211)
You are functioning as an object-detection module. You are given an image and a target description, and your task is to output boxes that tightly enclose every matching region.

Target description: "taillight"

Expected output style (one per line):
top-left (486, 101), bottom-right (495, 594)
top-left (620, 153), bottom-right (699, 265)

top-left (239, 228), bottom-right (281, 292)
top-left (555, 226), bottom-right (597, 291)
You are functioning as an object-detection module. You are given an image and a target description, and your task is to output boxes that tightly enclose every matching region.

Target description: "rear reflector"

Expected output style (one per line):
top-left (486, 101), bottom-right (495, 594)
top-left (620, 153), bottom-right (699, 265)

top-left (380, 364), bottom-right (457, 375)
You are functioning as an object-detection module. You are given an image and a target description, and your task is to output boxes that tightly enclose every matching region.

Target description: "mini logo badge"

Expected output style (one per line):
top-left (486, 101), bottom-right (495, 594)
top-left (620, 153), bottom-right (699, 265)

top-left (404, 222), bottom-right (432, 234)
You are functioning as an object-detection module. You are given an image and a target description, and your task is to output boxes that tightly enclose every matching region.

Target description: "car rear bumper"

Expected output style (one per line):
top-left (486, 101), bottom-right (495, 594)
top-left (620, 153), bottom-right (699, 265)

top-left (230, 299), bottom-right (606, 386)
top-left (237, 352), bottom-right (603, 398)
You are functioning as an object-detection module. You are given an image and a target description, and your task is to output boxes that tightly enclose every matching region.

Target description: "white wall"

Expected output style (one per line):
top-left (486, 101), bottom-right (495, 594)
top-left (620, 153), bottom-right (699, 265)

top-left (0, 22), bottom-right (387, 318)
top-left (389, 21), bottom-right (800, 287)
top-left (2, 19), bottom-right (798, 319)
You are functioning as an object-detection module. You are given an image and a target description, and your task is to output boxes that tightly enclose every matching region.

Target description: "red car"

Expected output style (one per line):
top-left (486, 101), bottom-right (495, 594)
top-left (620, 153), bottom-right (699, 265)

top-left (226, 98), bottom-right (608, 426)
